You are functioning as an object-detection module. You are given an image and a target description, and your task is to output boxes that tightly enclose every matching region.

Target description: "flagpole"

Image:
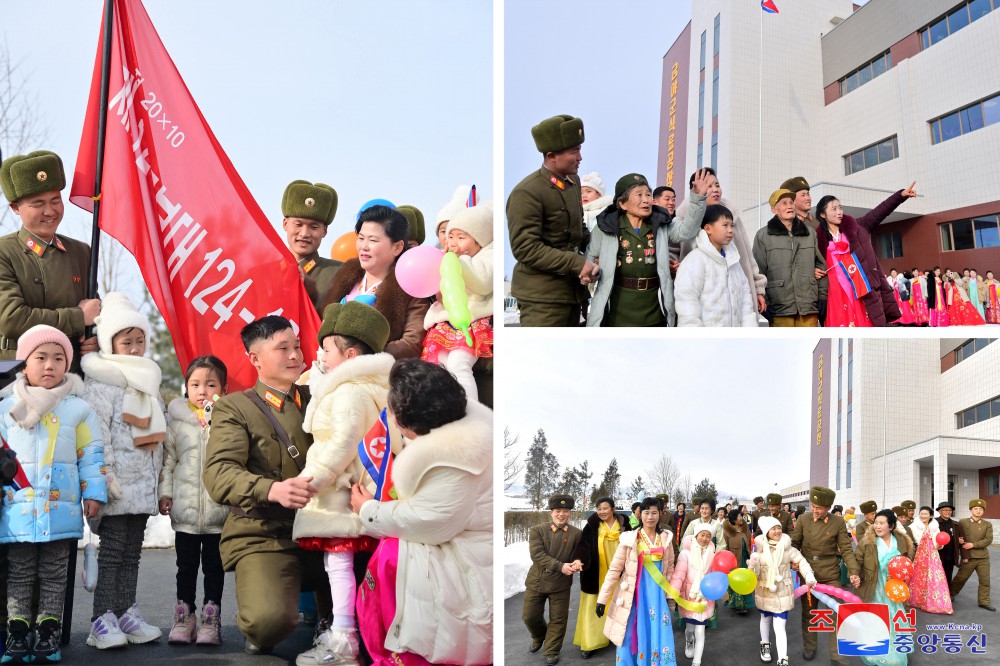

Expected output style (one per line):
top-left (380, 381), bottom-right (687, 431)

top-left (758, 2), bottom-right (763, 233)
top-left (87, 0), bottom-right (116, 299)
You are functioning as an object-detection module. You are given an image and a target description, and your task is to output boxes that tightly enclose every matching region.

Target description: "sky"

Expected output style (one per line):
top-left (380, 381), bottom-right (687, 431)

top-left (1, 0), bottom-right (492, 304)
top-left (502, 336), bottom-right (819, 501)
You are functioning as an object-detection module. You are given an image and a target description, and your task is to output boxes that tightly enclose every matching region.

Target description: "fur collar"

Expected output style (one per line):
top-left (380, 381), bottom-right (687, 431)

top-left (302, 352), bottom-right (394, 433)
top-left (815, 214), bottom-right (859, 254)
top-left (586, 511), bottom-right (627, 530)
top-left (321, 258), bottom-right (416, 340)
top-left (167, 397), bottom-right (201, 425)
top-left (766, 215), bottom-right (811, 237)
top-left (391, 400), bottom-right (492, 498)
top-left (859, 525), bottom-right (914, 554)
top-left (595, 205), bottom-right (671, 235)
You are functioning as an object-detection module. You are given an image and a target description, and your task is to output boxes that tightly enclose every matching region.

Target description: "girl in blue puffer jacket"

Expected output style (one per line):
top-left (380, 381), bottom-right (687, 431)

top-left (0, 325), bottom-right (107, 663)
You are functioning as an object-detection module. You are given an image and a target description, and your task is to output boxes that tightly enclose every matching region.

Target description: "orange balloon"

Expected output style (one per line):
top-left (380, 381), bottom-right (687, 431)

top-left (885, 578), bottom-right (909, 603)
top-left (330, 231), bottom-right (358, 262)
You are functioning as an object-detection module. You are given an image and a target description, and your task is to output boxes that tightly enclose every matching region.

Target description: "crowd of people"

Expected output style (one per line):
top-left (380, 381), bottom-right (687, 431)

top-left (0, 149), bottom-right (493, 664)
top-left (505, 114), bottom-right (1000, 328)
top-left (522, 488), bottom-right (993, 666)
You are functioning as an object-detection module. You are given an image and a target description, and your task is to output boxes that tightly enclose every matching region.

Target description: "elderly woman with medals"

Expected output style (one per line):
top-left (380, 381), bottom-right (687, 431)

top-left (571, 497), bottom-right (628, 659)
top-left (596, 497), bottom-right (704, 666)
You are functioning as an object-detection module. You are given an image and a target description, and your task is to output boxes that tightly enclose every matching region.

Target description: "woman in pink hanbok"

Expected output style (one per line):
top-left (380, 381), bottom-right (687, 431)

top-left (889, 270), bottom-right (915, 324)
top-left (985, 271), bottom-right (1000, 325)
top-left (909, 270), bottom-right (930, 325)
top-left (946, 274), bottom-right (986, 326)
top-left (908, 506), bottom-right (953, 614)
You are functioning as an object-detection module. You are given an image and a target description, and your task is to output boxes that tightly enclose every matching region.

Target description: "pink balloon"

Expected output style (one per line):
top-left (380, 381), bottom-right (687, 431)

top-left (793, 585), bottom-right (809, 599)
top-left (394, 246), bottom-right (444, 297)
top-left (936, 531), bottom-right (951, 546)
top-left (811, 583), bottom-right (862, 605)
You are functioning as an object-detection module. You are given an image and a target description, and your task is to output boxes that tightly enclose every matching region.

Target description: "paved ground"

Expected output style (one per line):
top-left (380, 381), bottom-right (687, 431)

top-left (59, 548), bottom-right (318, 665)
top-left (506, 548), bottom-right (1000, 666)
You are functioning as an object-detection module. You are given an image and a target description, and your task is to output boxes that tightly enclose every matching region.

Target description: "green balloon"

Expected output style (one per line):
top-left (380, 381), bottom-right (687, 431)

top-left (440, 252), bottom-right (473, 346)
top-left (728, 567), bottom-right (757, 596)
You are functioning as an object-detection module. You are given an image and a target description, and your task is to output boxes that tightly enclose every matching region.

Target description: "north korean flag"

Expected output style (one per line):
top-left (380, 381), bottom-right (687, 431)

top-left (1, 434), bottom-right (31, 491)
top-left (762, 0), bottom-right (779, 13)
top-left (356, 409), bottom-right (396, 501)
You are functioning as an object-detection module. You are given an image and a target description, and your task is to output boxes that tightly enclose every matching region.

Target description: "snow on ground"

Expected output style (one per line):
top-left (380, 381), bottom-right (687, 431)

top-left (505, 540), bottom-right (531, 599)
top-left (77, 514), bottom-right (176, 549)
top-left (505, 494), bottom-right (531, 511)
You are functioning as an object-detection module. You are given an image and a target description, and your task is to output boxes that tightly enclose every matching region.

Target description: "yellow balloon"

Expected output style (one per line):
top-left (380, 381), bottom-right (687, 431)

top-left (728, 568), bottom-right (757, 596)
top-left (440, 252), bottom-right (472, 346)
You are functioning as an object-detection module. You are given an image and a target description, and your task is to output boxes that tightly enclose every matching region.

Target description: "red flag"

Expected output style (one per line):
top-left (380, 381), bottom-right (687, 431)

top-left (70, 0), bottom-right (321, 390)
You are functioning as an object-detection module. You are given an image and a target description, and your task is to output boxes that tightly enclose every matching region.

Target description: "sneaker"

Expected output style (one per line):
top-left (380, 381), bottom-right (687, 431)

top-left (296, 627), bottom-right (360, 666)
top-left (118, 605), bottom-right (162, 644)
top-left (86, 612), bottom-right (128, 650)
top-left (777, 659), bottom-right (789, 666)
top-left (760, 642), bottom-right (772, 663)
top-left (296, 628), bottom-right (334, 666)
top-left (2, 618), bottom-right (32, 663)
top-left (32, 617), bottom-right (61, 663)
top-left (685, 633), bottom-right (695, 659)
top-left (195, 602), bottom-right (221, 646)
top-left (167, 602), bottom-right (196, 645)
top-left (312, 616), bottom-right (331, 644)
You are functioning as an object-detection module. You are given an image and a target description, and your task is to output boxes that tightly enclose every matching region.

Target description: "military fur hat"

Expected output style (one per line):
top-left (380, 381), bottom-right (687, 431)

top-left (654, 493), bottom-right (670, 509)
top-left (282, 180), bottom-right (338, 225)
top-left (892, 506), bottom-right (907, 518)
top-left (531, 114), bottom-right (584, 154)
top-left (549, 494), bottom-right (574, 511)
top-left (809, 486), bottom-right (835, 507)
top-left (753, 496), bottom-right (765, 504)
top-left (860, 500), bottom-right (878, 515)
top-left (317, 301), bottom-right (389, 353)
top-left (900, 500), bottom-right (916, 511)
top-left (780, 176), bottom-right (810, 193)
top-left (766, 493), bottom-right (782, 506)
top-left (397, 205), bottom-right (425, 245)
top-left (969, 498), bottom-right (986, 510)
top-left (0, 151), bottom-right (66, 202)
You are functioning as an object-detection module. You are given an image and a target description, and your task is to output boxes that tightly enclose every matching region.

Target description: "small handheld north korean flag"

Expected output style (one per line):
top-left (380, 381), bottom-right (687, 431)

top-left (762, 0), bottom-right (779, 13)
top-left (467, 184), bottom-right (477, 208)
top-left (1, 434), bottom-right (31, 491)
top-left (357, 409), bottom-right (396, 501)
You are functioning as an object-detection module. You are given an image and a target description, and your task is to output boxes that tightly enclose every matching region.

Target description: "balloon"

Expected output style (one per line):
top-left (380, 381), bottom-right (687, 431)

top-left (811, 583), bottom-right (862, 605)
top-left (699, 571), bottom-right (729, 601)
top-left (885, 579), bottom-right (910, 603)
top-left (395, 246), bottom-right (445, 298)
top-left (356, 198), bottom-right (395, 220)
top-left (810, 590), bottom-right (841, 613)
top-left (330, 231), bottom-right (358, 262)
top-left (711, 550), bottom-right (737, 574)
top-left (936, 532), bottom-right (951, 546)
top-left (728, 568), bottom-right (757, 596)
top-left (440, 252), bottom-right (473, 345)
top-left (888, 555), bottom-right (914, 582)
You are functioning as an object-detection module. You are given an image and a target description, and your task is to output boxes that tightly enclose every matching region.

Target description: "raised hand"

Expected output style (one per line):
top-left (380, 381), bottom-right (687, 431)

top-left (690, 168), bottom-right (712, 196)
top-left (902, 181), bottom-right (917, 198)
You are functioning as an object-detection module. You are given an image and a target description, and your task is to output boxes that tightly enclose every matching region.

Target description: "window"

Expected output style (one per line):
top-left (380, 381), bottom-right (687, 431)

top-left (879, 231), bottom-right (903, 259)
top-left (920, 0), bottom-right (1000, 49)
top-left (700, 31), bottom-right (707, 70)
top-left (940, 215), bottom-right (1000, 251)
top-left (987, 474), bottom-right (1000, 496)
top-left (985, 97), bottom-right (1000, 125)
top-left (930, 92), bottom-right (1000, 144)
top-left (954, 338), bottom-right (994, 364)
top-left (712, 68), bottom-right (719, 118)
top-left (955, 392), bottom-right (1000, 428)
top-left (839, 51), bottom-right (891, 96)
top-left (713, 14), bottom-right (720, 56)
top-left (836, 458), bottom-right (841, 491)
top-left (846, 451), bottom-right (852, 489)
top-left (711, 132), bottom-right (718, 171)
top-left (844, 136), bottom-right (898, 175)
top-left (698, 80), bottom-right (705, 129)
top-left (697, 143), bottom-right (703, 169)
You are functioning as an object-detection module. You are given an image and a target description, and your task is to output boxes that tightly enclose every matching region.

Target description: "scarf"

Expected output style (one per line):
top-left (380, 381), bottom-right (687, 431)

top-left (760, 536), bottom-right (786, 592)
top-left (687, 541), bottom-right (711, 602)
top-left (8, 374), bottom-right (82, 429)
top-left (80, 352), bottom-right (165, 448)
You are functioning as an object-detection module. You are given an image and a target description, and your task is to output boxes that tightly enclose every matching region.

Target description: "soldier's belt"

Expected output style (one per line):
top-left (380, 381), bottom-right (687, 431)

top-left (230, 505), bottom-right (295, 522)
top-left (807, 554), bottom-right (840, 561)
top-left (614, 275), bottom-right (660, 291)
top-left (0, 336), bottom-right (16, 351)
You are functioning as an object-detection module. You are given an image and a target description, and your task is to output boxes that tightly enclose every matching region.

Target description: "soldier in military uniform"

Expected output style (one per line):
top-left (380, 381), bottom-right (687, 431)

top-left (855, 500), bottom-right (878, 542)
top-left (901, 499), bottom-right (916, 522)
top-left (203, 315), bottom-right (326, 653)
top-left (0, 150), bottom-right (101, 373)
top-left (950, 498), bottom-right (995, 611)
top-left (893, 506), bottom-right (916, 544)
top-left (281, 180), bottom-right (342, 313)
top-left (507, 115), bottom-right (597, 326)
top-left (750, 496), bottom-right (766, 534)
top-left (754, 493), bottom-right (794, 537)
top-left (935, 500), bottom-right (964, 587)
top-left (791, 486), bottom-right (860, 663)
top-left (523, 494), bottom-right (583, 666)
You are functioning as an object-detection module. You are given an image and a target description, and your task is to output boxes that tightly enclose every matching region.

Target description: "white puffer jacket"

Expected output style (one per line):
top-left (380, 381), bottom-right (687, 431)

top-left (293, 353), bottom-right (397, 541)
top-left (359, 401), bottom-right (493, 665)
top-left (159, 398), bottom-right (229, 534)
top-left (675, 229), bottom-right (758, 327)
top-left (424, 243), bottom-right (494, 328)
top-left (82, 379), bottom-right (163, 529)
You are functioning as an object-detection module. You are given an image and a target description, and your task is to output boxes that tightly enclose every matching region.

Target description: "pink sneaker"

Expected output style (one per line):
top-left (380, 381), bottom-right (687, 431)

top-left (167, 601), bottom-right (196, 644)
top-left (195, 601), bottom-right (222, 646)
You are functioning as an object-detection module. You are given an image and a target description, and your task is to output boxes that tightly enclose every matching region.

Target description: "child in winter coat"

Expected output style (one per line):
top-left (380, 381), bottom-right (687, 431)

top-left (159, 355), bottom-right (229, 645)
top-left (0, 325), bottom-right (108, 663)
top-left (669, 525), bottom-right (718, 666)
top-left (675, 204), bottom-right (758, 327)
top-left (748, 516), bottom-right (816, 666)
top-left (421, 202), bottom-right (493, 401)
top-left (80, 293), bottom-right (165, 649)
top-left (581, 172), bottom-right (613, 232)
top-left (293, 301), bottom-right (398, 665)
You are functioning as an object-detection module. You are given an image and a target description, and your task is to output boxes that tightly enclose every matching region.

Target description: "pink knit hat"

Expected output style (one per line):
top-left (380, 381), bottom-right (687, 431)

top-left (15, 325), bottom-right (73, 368)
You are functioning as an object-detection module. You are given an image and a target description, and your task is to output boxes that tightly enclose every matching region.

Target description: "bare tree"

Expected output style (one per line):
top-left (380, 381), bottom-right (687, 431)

top-left (98, 234), bottom-right (130, 295)
top-left (504, 427), bottom-right (523, 493)
top-left (678, 473), bottom-right (693, 503)
top-left (647, 454), bottom-right (680, 497)
top-left (0, 40), bottom-right (50, 233)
